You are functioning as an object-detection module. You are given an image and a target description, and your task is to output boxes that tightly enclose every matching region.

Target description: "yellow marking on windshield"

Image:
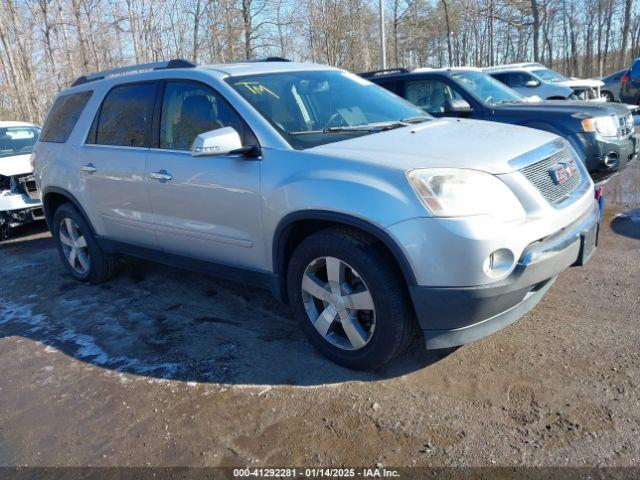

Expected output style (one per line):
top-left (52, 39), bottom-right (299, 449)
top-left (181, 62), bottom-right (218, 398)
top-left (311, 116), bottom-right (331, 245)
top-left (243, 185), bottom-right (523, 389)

top-left (237, 82), bottom-right (280, 99)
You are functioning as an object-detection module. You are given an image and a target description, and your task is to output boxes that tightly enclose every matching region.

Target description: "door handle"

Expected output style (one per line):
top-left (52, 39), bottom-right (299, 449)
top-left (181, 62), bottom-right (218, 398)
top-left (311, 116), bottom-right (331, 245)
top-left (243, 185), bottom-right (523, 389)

top-left (149, 170), bottom-right (173, 183)
top-left (80, 163), bottom-right (97, 174)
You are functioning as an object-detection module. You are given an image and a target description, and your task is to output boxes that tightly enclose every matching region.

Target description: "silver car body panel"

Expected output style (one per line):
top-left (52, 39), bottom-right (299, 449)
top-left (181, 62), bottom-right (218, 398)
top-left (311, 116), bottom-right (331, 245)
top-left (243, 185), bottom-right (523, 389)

top-left (36, 61), bottom-right (597, 292)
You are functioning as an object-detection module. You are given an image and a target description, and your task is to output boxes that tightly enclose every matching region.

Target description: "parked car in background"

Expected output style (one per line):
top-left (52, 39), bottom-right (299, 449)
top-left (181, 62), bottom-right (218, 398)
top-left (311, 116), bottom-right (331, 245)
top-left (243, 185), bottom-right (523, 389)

top-left (620, 58), bottom-right (640, 106)
top-left (0, 121), bottom-right (43, 239)
top-left (35, 59), bottom-right (600, 369)
top-left (601, 69), bottom-right (627, 102)
top-left (485, 63), bottom-right (604, 101)
top-left (363, 67), bottom-right (638, 182)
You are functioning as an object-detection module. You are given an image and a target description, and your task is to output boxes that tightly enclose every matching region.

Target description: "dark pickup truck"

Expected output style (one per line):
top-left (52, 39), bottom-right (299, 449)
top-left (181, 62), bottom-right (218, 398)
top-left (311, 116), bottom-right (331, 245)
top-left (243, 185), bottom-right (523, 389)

top-left (620, 58), bottom-right (640, 106)
top-left (363, 67), bottom-right (638, 182)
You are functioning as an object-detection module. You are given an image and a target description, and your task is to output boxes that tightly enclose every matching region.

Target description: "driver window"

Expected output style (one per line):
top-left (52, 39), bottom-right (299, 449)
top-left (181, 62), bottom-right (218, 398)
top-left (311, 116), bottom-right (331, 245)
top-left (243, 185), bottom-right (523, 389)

top-left (404, 79), bottom-right (461, 114)
top-left (510, 73), bottom-right (531, 88)
top-left (160, 82), bottom-right (245, 150)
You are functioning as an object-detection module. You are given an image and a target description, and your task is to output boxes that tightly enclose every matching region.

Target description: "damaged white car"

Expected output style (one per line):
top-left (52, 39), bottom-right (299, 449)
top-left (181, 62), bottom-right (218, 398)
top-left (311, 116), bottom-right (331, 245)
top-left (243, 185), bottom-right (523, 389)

top-left (485, 63), bottom-right (605, 101)
top-left (0, 121), bottom-right (43, 239)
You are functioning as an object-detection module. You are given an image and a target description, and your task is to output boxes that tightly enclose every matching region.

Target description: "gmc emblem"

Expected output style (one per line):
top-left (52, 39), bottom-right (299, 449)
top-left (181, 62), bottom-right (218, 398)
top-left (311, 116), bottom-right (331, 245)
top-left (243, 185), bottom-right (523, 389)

top-left (549, 159), bottom-right (579, 185)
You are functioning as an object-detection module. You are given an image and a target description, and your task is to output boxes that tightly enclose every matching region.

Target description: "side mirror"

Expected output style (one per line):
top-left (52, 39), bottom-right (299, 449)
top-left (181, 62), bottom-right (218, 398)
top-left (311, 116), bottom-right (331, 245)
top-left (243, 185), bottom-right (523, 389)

top-left (525, 79), bottom-right (540, 88)
top-left (191, 127), bottom-right (243, 157)
top-left (445, 98), bottom-right (473, 114)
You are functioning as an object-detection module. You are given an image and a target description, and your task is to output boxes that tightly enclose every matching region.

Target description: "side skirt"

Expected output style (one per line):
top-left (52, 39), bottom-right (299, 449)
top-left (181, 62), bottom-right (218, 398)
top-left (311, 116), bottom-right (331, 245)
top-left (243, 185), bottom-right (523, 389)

top-left (97, 238), bottom-right (283, 301)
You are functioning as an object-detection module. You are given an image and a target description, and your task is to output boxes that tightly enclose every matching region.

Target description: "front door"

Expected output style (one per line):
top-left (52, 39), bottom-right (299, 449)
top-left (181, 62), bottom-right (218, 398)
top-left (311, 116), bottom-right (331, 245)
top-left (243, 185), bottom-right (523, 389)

top-left (145, 80), bottom-right (264, 270)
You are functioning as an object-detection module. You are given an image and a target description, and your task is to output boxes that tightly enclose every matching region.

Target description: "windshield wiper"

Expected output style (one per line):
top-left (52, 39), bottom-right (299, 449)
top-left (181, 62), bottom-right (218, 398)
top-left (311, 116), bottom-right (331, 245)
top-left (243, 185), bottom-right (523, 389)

top-left (399, 115), bottom-right (431, 124)
top-left (289, 121), bottom-right (408, 136)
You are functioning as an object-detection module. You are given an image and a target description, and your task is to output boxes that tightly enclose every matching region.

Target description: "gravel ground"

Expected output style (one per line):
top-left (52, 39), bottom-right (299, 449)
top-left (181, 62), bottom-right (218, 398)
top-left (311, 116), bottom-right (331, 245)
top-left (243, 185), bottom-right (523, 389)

top-left (0, 164), bottom-right (639, 469)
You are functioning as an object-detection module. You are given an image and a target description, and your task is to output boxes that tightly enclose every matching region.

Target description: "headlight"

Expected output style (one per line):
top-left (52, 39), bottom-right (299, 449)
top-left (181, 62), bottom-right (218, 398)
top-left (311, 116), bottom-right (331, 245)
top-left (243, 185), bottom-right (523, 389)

top-left (581, 115), bottom-right (618, 137)
top-left (406, 168), bottom-right (526, 222)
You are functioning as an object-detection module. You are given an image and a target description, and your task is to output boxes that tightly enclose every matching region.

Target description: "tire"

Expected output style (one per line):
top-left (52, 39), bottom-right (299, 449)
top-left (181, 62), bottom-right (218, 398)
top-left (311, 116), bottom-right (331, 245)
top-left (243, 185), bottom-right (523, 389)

top-left (52, 203), bottom-right (119, 284)
top-left (286, 227), bottom-right (416, 370)
top-left (602, 91), bottom-right (615, 102)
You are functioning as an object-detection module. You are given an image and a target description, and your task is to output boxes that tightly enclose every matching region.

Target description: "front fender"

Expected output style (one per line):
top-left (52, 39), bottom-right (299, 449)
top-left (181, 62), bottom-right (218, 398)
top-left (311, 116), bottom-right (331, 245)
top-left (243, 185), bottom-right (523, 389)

top-left (260, 148), bottom-right (427, 275)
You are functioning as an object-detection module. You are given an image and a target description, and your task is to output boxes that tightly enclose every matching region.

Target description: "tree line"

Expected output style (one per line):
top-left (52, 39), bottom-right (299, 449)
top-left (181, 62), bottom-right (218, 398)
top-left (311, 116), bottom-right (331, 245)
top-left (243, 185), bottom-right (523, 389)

top-left (1, 0), bottom-right (638, 123)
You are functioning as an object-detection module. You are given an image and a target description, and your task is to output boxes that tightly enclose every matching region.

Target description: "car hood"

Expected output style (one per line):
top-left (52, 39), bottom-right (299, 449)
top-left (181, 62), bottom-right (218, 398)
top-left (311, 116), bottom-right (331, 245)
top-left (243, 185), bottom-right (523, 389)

top-left (309, 118), bottom-right (558, 175)
top-left (0, 154), bottom-right (33, 177)
top-left (493, 100), bottom-right (630, 117)
top-left (556, 79), bottom-right (604, 88)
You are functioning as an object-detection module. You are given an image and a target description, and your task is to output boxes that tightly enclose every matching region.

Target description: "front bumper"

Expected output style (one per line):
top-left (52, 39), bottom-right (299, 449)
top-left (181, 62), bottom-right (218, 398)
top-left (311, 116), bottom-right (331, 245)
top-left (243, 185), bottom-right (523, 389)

top-left (409, 201), bottom-right (600, 350)
top-left (569, 132), bottom-right (638, 178)
top-left (0, 194), bottom-right (43, 232)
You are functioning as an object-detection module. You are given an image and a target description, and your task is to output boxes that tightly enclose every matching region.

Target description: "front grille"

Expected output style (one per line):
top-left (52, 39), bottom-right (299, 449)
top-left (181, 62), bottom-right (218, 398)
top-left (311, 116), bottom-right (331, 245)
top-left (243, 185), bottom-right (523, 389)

top-left (520, 147), bottom-right (584, 205)
top-left (17, 174), bottom-right (40, 200)
top-left (31, 207), bottom-right (44, 219)
top-left (618, 114), bottom-right (633, 138)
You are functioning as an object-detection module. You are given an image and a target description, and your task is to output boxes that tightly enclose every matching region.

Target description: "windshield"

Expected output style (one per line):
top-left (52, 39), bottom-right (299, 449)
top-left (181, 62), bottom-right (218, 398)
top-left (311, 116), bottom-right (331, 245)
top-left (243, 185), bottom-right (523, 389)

top-left (450, 71), bottom-right (523, 105)
top-left (228, 70), bottom-right (428, 149)
top-left (0, 126), bottom-right (40, 158)
top-left (531, 68), bottom-right (568, 83)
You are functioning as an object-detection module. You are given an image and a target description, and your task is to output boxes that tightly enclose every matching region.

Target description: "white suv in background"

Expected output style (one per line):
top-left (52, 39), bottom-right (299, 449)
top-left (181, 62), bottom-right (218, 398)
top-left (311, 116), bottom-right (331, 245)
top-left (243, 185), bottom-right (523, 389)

top-left (486, 63), bottom-right (604, 101)
top-left (0, 121), bottom-right (43, 239)
top-left (34, 60), bottom-right (599, 369)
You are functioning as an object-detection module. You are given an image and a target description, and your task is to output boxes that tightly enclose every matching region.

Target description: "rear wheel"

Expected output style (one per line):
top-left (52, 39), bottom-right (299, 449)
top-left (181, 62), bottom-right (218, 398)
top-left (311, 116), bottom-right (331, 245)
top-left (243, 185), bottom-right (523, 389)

top-left (287, 228), bottom-right (416, 370)
top-left (602, 91), bottom-right (615, 102)
top-left (53, 203), bottom-right (118, 283)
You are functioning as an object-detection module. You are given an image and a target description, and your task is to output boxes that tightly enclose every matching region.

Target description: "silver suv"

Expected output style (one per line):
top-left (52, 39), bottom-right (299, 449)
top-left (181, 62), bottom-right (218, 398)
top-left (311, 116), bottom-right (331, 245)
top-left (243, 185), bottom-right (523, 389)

top-left (34, 59), bottom-right (600, 369)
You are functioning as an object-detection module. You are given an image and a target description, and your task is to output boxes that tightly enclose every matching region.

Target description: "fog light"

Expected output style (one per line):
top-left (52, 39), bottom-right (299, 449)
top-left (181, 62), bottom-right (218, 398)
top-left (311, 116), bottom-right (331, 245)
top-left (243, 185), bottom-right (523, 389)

top-left (603, 152), bottom-right (618, 167)
top-left (483, 249), bottom-right (515, 278)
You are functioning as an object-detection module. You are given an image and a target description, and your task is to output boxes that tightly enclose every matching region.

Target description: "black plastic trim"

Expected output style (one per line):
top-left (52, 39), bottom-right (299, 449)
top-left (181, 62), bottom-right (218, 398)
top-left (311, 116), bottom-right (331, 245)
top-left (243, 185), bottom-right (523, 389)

top-left (98, 238), bottom-right (280, 297)
top-left (272, 210), bottom-right (418, 293)
top-left (71, 59), bottom-right (196, 87)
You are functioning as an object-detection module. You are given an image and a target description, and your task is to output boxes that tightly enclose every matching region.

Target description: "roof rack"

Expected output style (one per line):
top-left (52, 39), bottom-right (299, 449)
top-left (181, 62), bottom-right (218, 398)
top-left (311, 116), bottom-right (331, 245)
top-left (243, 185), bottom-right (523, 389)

top-left (258, 56), bottom-right (291, 62)
top-left (71, 58), bottom-right (196, 87)
top-left (228, 57), bottom-right (291, 64)
top-left (359, 68), bottom-right (409, 78)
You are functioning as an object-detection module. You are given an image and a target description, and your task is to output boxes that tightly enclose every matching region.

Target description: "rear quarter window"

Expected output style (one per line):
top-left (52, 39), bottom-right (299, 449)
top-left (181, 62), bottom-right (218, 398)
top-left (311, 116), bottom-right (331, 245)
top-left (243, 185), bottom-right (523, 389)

top-left (40, 90), bottom-right (93, 143)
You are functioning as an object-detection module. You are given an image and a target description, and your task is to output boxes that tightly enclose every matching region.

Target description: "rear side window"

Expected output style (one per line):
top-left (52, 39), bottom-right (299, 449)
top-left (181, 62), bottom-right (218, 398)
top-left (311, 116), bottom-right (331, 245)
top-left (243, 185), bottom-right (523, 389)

top-left (376, 80), bottom-right (398, 94)
top-left (41, 91), bottom-right (93, 143)
top-left (89, 82), bottom-right (157, 147)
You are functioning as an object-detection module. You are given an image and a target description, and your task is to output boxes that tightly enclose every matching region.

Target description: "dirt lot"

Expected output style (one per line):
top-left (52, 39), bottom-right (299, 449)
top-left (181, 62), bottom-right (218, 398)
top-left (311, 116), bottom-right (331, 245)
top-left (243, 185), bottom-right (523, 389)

top-left (0, 164), bottom-right (639, 470)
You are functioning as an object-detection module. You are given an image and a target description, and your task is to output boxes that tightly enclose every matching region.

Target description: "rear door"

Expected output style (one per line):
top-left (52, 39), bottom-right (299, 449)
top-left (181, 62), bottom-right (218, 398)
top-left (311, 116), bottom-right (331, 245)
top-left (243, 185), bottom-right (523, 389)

top-left (145, 80), bottom-right (264, 270)
top-left (79, 81), bottom-right (158, 248)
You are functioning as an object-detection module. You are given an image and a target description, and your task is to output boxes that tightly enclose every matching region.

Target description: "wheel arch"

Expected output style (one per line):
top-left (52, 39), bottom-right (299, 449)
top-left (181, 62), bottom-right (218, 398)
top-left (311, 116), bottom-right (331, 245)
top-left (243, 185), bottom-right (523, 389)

top-left (42, 187), bottom-right (95, 235)
top-left (272, 210), bottom-right (417, 303)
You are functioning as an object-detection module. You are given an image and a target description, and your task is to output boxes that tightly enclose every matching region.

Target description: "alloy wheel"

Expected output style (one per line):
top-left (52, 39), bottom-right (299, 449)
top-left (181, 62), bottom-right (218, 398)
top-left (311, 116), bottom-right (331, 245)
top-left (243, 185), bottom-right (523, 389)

top-left (300, 256), bottom-right (376, 351)
top-left (59, 217), bottom-right (90, 276)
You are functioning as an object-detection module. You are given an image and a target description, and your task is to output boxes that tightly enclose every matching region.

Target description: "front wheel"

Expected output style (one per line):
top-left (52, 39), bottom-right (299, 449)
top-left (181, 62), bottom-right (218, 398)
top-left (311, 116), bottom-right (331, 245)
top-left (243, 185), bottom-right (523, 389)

top-left (53, 203), bottom-right (119, 283)
top-left (287, 228), bottom-right (416, 370)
